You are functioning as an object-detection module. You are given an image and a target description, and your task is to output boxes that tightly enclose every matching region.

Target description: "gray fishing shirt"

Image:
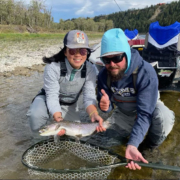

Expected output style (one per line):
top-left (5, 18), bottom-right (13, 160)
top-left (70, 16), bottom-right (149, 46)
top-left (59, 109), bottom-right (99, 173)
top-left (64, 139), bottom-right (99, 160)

top-left (43, 58), bottom-right (97, 116)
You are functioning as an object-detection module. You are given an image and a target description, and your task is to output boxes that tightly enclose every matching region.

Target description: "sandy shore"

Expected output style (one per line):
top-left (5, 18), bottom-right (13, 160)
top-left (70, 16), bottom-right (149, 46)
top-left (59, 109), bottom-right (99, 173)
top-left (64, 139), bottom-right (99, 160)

top-left (0, 38), bottom-right (101, 77)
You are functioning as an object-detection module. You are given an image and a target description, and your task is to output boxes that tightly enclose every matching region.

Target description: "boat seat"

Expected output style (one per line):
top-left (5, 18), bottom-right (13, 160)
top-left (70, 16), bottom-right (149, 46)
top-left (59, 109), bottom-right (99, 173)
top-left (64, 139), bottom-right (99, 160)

top-left (178, 34), bottom-right (180, 51)
top-left (144, 32), bottom-right (149, 49)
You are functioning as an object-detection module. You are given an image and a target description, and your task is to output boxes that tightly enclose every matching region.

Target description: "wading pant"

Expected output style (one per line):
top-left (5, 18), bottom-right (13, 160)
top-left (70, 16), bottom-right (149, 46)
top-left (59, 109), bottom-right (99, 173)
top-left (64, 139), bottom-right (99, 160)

top-left (26, 94), bottom-right (89, 133)
top-left (107, 99), bottom-right (175, 148)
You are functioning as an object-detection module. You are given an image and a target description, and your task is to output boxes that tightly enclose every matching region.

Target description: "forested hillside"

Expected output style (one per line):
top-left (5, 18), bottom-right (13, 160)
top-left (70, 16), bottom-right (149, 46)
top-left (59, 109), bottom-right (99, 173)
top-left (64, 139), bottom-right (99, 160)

top-left (94, 0), bottom-right (180, 33)
top-left (0, 0), bottom-right (180, 33)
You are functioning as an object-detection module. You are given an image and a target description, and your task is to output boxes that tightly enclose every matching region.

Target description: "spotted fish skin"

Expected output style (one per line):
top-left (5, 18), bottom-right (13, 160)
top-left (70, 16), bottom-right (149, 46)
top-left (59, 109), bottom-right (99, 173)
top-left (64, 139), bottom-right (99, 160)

top-left (39, 121), bottom-right (111, 138)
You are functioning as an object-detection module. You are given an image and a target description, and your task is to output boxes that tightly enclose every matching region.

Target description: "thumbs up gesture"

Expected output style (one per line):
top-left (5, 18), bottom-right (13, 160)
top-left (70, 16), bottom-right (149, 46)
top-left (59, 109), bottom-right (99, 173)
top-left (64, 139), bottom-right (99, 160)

top-left (100, 89), bottom-right (110, 111)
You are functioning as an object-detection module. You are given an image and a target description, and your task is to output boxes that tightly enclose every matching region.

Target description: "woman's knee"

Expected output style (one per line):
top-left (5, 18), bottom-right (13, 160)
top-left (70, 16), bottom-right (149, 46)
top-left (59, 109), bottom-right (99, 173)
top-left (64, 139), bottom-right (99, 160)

top-left (27, 95), bottom-right (49, 132)
top-left (28, 110), bottom-right (49, 132)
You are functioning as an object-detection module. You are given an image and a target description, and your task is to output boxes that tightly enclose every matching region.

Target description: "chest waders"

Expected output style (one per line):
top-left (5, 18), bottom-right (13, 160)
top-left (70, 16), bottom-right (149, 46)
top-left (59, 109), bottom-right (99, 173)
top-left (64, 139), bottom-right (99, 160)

top-left (107, 67), bottom-right (138, 116)
top-left (59, 59), bottom-right (86, 105)
top-left (33, 59), bottom-right (87, 106)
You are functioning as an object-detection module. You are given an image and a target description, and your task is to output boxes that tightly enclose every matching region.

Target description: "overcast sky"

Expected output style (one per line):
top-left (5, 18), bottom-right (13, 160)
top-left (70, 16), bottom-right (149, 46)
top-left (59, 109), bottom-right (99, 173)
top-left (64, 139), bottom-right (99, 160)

top-left (16, 0), bottom-right (178, 22)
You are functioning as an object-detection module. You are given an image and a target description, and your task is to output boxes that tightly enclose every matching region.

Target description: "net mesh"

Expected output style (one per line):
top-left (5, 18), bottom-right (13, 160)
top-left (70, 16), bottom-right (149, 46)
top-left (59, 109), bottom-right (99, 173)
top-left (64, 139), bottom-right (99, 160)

top-left (22, 138), bottom-right (117, 179)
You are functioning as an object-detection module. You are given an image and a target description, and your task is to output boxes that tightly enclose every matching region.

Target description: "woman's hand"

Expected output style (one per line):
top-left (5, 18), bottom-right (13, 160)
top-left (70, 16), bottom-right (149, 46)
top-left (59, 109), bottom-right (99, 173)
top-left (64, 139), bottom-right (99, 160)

top-left (53, 112), bottom-right (65, 136)
top-left (53, 112), bottom-right (63, 122)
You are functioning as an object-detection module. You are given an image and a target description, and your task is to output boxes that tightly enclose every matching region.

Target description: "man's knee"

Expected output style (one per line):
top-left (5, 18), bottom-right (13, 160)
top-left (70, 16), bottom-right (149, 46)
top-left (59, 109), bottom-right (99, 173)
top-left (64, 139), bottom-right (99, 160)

top-left (152, 101), bottom-right (175, 135)
top-left (147, 101), bottom-right (175, 146)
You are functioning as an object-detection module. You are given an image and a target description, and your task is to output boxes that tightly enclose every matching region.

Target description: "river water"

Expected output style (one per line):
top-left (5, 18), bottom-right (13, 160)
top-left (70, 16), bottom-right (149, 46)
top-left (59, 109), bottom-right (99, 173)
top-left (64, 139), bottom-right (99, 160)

top-left (0, 70), bottom-right (180, 179)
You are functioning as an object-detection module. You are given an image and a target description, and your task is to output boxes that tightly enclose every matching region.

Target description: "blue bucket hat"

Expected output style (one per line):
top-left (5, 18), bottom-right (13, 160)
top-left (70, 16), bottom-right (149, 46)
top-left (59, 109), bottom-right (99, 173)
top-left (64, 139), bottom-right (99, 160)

top-left (99, 28), bottom-right (131, 73)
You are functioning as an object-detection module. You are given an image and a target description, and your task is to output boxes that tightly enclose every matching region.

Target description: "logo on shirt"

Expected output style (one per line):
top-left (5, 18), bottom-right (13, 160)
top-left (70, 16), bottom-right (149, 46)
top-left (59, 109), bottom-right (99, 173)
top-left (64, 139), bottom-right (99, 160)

top-left (111, 87), bottom-right (136, 97)
top-left (76, 32), bottom-right (85, 44)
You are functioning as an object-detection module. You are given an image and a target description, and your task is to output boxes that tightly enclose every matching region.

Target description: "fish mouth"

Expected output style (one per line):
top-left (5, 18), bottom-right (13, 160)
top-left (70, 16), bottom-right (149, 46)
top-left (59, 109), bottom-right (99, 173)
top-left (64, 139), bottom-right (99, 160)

top-left (39, 129), bottom-right (45, 134)
top-left (39, 131), bottom-right (47, 136)
top-left (39, 127), bottom-right (48, 134)
top-left (39, 123), bottom-right (61, 135)
top-left (39, 130), bottom-right (53, 136)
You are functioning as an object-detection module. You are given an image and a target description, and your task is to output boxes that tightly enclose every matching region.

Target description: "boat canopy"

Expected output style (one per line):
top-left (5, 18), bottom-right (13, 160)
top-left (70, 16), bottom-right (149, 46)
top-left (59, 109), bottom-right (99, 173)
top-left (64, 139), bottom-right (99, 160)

top-left (124, 29), bottom-right (138, 40)
top-left (149, 21), bottom-right (180, 45)
top-left (142, 21), bottom-right (180, 69)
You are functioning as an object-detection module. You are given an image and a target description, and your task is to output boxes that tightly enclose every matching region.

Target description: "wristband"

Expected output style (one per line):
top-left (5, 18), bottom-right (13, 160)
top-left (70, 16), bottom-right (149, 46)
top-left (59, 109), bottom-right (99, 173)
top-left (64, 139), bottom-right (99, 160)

top-left (89, 110), bottom-right (98, 117)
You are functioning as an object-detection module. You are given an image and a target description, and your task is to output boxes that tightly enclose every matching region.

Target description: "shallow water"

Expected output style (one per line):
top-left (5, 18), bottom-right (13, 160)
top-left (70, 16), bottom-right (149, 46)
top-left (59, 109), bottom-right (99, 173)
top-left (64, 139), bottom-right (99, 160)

top-left (39, 150), bottom-right (99, 170)
top-left (0, 71), bottom-right (180, 179)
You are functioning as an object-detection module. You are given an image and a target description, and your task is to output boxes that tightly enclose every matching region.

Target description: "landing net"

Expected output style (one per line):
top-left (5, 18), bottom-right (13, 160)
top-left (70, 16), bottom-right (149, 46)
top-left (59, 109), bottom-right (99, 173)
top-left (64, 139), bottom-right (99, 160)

top-left (22, 138), bottom-right (118, 179)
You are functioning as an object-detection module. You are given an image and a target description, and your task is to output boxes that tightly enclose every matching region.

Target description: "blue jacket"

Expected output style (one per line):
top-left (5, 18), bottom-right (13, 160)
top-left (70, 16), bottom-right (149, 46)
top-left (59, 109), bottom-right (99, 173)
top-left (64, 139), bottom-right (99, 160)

top-left (97, 49), bottom-right (158, 147)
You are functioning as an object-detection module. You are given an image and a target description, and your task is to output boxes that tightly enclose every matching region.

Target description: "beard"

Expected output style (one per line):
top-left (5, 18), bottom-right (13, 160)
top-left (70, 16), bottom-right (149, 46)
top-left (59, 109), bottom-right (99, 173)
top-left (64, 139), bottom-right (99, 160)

top-left (107, 66), bottom-right (126, 82)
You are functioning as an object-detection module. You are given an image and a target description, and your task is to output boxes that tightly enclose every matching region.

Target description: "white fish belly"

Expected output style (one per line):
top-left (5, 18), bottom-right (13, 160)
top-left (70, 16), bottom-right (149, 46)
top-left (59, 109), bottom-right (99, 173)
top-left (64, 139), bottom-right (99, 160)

top-left (64, 123), bottom-right (97, 137)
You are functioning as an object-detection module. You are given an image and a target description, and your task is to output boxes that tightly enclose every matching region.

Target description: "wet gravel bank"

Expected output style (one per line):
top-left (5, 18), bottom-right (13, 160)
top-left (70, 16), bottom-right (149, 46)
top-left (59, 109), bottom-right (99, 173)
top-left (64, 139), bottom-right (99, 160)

top-left (0, 38), bottom-right (101, 77)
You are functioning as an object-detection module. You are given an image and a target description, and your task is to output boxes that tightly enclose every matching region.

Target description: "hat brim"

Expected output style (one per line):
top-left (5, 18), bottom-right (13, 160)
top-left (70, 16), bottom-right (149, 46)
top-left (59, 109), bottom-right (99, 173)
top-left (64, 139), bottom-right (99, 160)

top-left (66, 44), bottom-right (92, 50)
top-left (97, 51), bottom-right (124, 58)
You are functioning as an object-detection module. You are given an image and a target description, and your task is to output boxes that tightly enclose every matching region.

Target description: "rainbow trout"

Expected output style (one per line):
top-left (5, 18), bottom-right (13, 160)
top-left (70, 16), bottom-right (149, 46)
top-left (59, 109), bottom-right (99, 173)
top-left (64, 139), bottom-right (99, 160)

top-left (39, 121), bottom-right (111, 139)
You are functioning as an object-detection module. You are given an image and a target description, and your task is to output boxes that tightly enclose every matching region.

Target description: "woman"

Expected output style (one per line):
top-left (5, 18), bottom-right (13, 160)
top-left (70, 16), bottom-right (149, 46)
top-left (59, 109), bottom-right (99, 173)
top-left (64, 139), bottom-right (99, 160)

top-left (27, 30), bottom-right (105, 136)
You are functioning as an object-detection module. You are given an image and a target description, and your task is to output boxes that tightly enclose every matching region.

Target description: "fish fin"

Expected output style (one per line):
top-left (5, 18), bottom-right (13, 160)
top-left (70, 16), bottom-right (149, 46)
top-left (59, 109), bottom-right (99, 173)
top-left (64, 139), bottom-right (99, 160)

top-left (74, 120), bottom-right (81, 123)
top-left (55, 124), bottom-right (61, 131)
top-left (76, 134), bottom-right (82, 138)
top-left (75, 138), bottom-right (80, 143)
top-left (54, 135), bottom-right (60, 143)
top-left (75, 134), bottom-right (82, 142)
top-left (74, 134), bottom-right (82, 142)
top-left (93, 129), bottom-right (97, 134)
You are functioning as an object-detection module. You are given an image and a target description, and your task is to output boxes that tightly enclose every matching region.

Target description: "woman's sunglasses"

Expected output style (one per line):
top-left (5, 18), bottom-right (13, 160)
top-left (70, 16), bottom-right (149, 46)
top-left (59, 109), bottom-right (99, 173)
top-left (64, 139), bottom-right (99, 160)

top-left (101, 53), bottom-right (125, 64)
top-left (68, 48), bottom-right (88, 56)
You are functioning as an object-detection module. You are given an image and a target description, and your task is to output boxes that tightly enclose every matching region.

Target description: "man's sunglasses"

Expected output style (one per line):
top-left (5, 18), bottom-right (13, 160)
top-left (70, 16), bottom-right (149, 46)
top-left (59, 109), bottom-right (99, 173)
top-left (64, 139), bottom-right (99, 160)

top-left (101, 53), bottom-right (125, 64)
top-left (68, 48), bottom-right (88, 56)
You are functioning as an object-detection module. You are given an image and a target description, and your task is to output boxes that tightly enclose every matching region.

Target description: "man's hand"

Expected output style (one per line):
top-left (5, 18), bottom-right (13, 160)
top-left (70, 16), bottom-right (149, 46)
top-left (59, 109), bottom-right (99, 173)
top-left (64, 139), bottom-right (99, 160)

top-left (125, 145), bottom-right (148, 170)
top-left (53, 112), bottom-right (63, 122)
top-left (100, 89), bottom-right (110, 111)
top-left (91, 113), bottom-right (106, 132)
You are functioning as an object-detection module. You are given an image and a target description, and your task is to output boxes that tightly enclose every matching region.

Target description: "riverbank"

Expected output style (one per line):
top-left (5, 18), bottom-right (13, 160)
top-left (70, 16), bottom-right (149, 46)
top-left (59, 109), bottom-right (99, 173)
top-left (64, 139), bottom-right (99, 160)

top-left (0, 35), bottom-right (101, 77)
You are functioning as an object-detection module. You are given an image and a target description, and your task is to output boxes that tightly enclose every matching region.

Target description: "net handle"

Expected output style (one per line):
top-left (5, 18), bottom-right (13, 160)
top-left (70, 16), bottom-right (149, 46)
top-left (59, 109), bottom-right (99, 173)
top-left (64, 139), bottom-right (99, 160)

top-left (96, 145), bottom-right (180, 172)
top-left (104, 159), bottom-right (180, 172)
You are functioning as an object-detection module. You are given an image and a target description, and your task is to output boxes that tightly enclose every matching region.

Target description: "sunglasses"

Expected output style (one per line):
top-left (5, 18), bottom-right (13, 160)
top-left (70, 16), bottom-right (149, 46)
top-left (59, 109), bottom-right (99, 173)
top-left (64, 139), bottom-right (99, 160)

top-left (68, 48), bottom-right (88, 56)
top-left (101, 53), bottom-right (125, 64)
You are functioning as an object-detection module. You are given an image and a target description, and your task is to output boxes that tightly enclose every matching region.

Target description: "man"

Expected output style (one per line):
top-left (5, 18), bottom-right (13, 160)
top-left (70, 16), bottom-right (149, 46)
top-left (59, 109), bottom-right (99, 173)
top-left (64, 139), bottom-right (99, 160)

top-left (97, 28), bottom-right (175, 170)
